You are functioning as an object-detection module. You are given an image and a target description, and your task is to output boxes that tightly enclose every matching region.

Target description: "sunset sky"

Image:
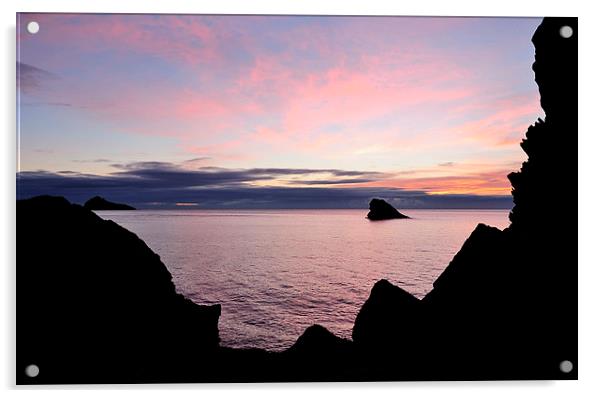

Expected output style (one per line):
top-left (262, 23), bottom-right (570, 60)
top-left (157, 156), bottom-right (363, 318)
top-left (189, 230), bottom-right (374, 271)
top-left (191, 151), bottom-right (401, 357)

top-left (17, 14), bottom-right (543, 208)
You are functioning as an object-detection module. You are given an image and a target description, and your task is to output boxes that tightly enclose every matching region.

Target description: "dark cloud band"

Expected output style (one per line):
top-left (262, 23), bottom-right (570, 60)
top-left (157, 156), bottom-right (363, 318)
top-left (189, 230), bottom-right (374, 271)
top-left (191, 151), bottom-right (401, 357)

top-left (16, 162), bottom-right (512, 209)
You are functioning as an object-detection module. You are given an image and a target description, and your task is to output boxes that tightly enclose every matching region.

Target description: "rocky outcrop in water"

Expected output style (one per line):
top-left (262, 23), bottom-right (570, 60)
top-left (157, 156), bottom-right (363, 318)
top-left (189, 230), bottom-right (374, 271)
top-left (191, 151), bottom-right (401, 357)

top-left (84, 195), bottom-right (136, 210)
top-left (366, 198), bottom-right (409, 220)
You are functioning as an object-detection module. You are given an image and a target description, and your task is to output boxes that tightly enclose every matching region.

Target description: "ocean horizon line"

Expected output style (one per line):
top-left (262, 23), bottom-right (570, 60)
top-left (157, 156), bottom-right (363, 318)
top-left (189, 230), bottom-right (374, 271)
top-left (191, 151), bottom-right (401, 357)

top-left (93, 206), bottom-right (513, 211)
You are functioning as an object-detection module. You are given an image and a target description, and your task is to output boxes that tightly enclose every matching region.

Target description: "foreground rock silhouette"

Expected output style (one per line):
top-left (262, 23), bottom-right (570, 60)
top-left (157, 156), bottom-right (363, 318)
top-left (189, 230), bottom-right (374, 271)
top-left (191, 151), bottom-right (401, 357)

top-left (351, 17), bottom-right (577, 380)
top-left (17, 17), bottom-right (576, 383)
top-left (17, 196), bottom-right (220, 383)
top-left (84, 195), bottom-right (136, 210)
top-left (366, 198), bottom-right (409, 220)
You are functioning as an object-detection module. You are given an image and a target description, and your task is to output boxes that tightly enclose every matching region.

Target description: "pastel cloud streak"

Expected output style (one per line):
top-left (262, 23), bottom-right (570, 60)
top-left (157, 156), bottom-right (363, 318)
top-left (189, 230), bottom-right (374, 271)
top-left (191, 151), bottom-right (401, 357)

top-left (17, 14), bottom-right (543, 199)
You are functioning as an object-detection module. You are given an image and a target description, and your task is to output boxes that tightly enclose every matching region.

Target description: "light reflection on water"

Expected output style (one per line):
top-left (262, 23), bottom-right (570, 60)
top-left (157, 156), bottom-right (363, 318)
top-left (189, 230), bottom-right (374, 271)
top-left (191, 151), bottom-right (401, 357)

top-left (98, 209), bottom-right (509, 351)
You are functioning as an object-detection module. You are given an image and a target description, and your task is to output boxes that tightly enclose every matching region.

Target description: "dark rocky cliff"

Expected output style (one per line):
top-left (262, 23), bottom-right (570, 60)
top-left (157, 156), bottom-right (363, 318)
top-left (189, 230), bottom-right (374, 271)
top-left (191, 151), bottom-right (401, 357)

top-left (350, 17), bottom-right (577, 380)
top-left (17, 196), bottom-right (220, 383)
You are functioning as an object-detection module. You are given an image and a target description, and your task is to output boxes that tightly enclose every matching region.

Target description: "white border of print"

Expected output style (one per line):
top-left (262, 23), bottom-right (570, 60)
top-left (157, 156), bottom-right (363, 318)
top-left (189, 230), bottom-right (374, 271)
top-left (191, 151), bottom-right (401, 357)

top-left (1, 1), bottom-right (600, 397)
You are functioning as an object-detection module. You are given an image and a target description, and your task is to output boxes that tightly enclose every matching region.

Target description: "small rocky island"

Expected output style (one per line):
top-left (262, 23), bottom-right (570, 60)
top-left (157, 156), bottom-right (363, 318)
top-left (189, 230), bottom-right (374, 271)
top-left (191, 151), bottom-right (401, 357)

top-left (84, 196), bottom-right (136, 210)
top-left (366, 198), bottom-right (410, 221)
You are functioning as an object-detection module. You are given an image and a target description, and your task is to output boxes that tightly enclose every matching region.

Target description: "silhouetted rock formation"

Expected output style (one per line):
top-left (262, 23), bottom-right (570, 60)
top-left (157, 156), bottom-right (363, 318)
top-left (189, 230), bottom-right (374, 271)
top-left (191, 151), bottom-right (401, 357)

top-left (366, 198), bottom-right (409, 220)
top-left (84, 195), bottom-right (135, 210)
top-left (288, 324), bottom-right (353, 355)
top-left (349, 17), bottom-right (577, 380)
top-left (353, 279), bottom-right (420, 346)
top-left (17, 196), bottom-right (219, 384)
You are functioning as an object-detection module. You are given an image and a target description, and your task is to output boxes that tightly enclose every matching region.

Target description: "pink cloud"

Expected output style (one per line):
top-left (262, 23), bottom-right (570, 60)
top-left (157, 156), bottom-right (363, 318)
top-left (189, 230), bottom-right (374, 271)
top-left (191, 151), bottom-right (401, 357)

top-left (346, 166), bottom-right (518, 195)
top-left (18, 14), bottom-right (542, 190)
top-left (446, 95), bottom-right (543, 147)
top-left (20, 14), bottom-right (221, 67)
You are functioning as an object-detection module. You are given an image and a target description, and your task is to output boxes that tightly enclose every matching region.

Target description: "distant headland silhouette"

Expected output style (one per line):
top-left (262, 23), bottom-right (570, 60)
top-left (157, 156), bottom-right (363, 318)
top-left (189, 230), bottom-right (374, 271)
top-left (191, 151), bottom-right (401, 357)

top-left (84, 196), bottom-right (136, 210)
top-left (16, 17), bottom-right (576, 383)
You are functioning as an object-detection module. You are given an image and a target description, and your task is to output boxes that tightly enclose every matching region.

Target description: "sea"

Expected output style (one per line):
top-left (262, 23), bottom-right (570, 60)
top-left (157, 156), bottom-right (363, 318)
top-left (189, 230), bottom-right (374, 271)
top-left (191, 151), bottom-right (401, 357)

top-left (97, 209), bottom-right (510, 351)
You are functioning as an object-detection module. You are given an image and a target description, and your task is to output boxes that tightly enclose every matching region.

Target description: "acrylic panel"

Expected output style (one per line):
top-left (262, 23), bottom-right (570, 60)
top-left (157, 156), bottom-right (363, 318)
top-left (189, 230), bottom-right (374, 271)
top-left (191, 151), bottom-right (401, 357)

top-left (16, 13), bottom-right (577, 384)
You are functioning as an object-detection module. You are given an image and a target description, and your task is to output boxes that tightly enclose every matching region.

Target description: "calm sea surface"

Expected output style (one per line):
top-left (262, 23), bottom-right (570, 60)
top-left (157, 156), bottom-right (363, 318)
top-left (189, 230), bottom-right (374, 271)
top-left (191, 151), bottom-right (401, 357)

top-left (97, 209), bottom-right (510, 351)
